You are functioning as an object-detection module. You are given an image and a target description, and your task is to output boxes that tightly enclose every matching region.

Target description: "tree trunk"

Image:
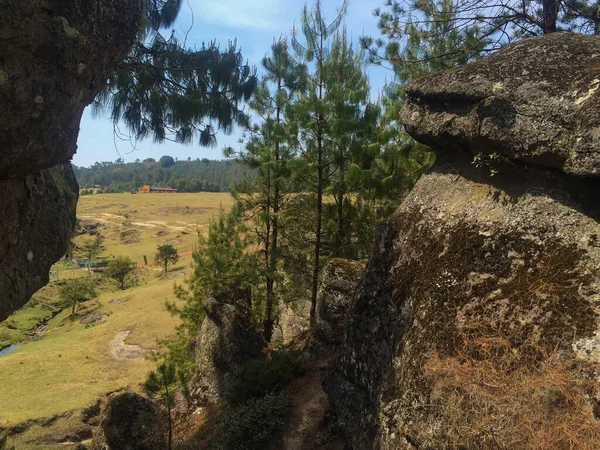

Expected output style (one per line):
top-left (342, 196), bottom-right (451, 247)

top-left (311, 39), bottom-right (326, 323)
top-left (543, 0), bottom-right (558, 34)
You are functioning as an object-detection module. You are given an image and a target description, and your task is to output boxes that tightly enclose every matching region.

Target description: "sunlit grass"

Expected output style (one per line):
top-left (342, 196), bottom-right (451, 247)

top-left (0, 192), bottom-right (233, 430)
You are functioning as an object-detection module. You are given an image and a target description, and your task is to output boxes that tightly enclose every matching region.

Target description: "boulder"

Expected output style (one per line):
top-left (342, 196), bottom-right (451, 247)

top-left (324, 33), bottom-right (600, 450)
top-left (0, 0), bottom-right (142, 178)
top-left (314, 258), bottom-right (364, 345)
top-left (91, 391), bottom-right (165, 450)
top-left (0, 164), bottom-right (78, 321)
top-left (0, 0), bottom-right (142, 320)
top-left (190, 287), bottom-right (265, 403)
top-left (400, 32), bottom-right (600, 177)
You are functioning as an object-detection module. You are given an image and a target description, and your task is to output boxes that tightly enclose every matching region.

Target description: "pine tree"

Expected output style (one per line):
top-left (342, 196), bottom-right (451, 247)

top-left (228, 38), bottom-right (306, 342)
top-left (145, 362), bottom-right (177, 450)
top-left (320, 29), bottom-right (378, 258)
top-left (94, 0), bottom-right (258, 149)
top-left (291, 0), bottom-right (348, 322)
top-left (155, 244), bottom-right (179, 273)
top-left (367, 0), bottom-right (600, 73)
top-left (167, 206), bottom-right (257, 336)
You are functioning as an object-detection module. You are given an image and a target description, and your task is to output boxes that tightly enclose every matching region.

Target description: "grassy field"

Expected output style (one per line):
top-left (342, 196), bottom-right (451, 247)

top-left (0, 192), bottom-right (233, 448)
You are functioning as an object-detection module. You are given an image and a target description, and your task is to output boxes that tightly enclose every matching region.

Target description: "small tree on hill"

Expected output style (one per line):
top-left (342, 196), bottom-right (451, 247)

top-left (155, 244), bottom-right (179, 273)
top-left (145, 362), bottom-right (179, 450)
top-left (60, 279), bottom-right (97, 314)
top-left (105, 256), bottom-right (135, 289)
top-left (83, 234), bottom-right (104, 261)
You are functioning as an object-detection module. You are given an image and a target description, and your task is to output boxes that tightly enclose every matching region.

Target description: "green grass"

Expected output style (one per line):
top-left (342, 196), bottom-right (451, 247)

top-left (0, 192), bottom-right (234, 447)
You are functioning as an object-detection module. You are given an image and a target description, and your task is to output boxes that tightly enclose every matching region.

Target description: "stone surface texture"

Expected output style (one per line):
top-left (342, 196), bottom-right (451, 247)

top-left (91, 391), bottom-right (165, 450)
top-left (400, 33), bottom-right (600, 177)
top-left (0, 0), bottom-right (142, 320)
top-left (314, 258), bottom-right (364, 345)
top-left (324, 33), bottom-right (600, 450)
top-left (190, 287), bottom-right (265, 403)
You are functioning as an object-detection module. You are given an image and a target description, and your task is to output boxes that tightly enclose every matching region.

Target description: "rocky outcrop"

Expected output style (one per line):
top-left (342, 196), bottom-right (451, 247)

top-left (91, 391), bottom-right (165, 450)
top-left (400, 32), bottom-right (600, 177)
top-left (0, 0), bottom-right (142, 320)
top-left (325, 33), bottom-right (600, 450)
top-left (314, 259), bottom-right (364, 345)
top-left (0, 164), bottom-right (78, 321)
top-left (190, 287), bottom-right (265, 403)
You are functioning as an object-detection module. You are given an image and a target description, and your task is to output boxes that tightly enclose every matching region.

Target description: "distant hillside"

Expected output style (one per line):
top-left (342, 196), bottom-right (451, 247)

top-left (72, 157), bottom-right (251, 193)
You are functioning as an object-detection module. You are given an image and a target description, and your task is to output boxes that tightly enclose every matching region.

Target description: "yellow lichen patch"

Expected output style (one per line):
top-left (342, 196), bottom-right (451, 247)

top-left (574, 78), bottom-right (599, 105)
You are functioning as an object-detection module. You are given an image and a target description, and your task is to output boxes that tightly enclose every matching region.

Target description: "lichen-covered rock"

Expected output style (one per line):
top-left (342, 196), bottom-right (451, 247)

top-left (400, 33), bottom-right (600, 177)
top-left (190, 287), bottom-right (265, 403)
top-left (325, 33), bottom-right (600, 450)
top-left (0, 164), bottom-right (78, 321)
top-left (91, 391), bottom-right (165, 450)
top-left (273, 300), bottom-right (311, 345)
top-left (0, 0), bottom-right (142, 178)
top-left (314, 258), bottom-right (364, 345)
top-left (324, 154), bottom-right (600, 450)
top-left (0, 0), bottom-right (142, 320)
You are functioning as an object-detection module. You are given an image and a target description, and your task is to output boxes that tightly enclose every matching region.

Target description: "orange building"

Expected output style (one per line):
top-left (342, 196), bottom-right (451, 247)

top-left (137, 185), bottom-right (178, 194)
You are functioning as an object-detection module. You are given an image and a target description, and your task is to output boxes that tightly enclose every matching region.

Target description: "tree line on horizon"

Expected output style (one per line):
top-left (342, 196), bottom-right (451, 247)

top-left (72, 156), bottom-right (249, 193)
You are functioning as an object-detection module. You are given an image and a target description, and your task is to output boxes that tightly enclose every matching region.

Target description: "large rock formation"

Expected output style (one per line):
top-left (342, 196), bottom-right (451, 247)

top-left (324, 33), bottom-right (600, 450)
top-left (314, 258), bottom-right (364, 345)
top-left (190, 287), bottom-right (265, 403)
top-left (0, 0), bottom-right (142, 320)
top-left (400, 32), bottom-right (600, 177)
top-left (91, 391), bottom-right (166, 450)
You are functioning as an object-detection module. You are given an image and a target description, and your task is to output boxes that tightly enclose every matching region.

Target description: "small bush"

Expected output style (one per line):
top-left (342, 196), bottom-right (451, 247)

top-left (219, 391), bottom-right (289, 450)
top-left (227, 351), bottom-right (302, 405)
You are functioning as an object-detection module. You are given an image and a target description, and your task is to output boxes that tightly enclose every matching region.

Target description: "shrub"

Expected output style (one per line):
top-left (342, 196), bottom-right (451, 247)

top-left (219, 391), bottom-right (289, 450)
top-left (227, 351), bottom-right (302, 405)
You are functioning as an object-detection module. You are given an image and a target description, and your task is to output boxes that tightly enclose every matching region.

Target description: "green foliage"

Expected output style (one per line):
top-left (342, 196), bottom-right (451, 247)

top-left (472, 152), bottom-right (502, 176)
top-left (230, 37), bottom-right (307, 342)
top-left (59, 279), bottom-right (97, 314)
top-left (227, 351), bottom-right (302, 405)
top-left (291, 0), bottom-right (349, 320)
top-left (145, 361), bottom-right (180, 450)
top-left (159, 155), bottom-right (175, 168)
top-left (105, 256), bottom-right (135, 289)
top-left (219, 391), bottom-right (290, 450)
top-left (95, 0), bottom-right (257, 149)
top-left (155, 244), bottom-right (179, 273)
top-left (167, 206), bottom-right (256, 335)
top-left (366, 0), bottom-right (599, 77)
top-left (82, 234), bottom-right (104, 260)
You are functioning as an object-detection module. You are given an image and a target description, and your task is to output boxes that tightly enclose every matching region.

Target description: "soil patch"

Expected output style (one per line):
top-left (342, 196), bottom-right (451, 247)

top-left (109, 330), bottom-right (149, 360)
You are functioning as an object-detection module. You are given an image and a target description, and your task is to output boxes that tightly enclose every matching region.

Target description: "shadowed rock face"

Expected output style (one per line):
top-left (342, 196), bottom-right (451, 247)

top-left (0, 0), bottom-right (142, 321)
top-left (314, 258), bottom-right (364, 345)
top-left (91, 391), bottom-right (166, 450)
top-left (401, 33), bottom-right (600, 177)
top-left (190, 287), bottom-right (265, 404)
top-left (0, 164), bottom-right (78, 322)
top-left (324, 33), bottom-right (600, 450)
top-left (0, 0), bottom-right (142, 178)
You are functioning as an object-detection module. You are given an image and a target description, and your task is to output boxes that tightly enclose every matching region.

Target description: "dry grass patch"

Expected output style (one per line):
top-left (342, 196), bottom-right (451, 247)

top-left (423, 327), bottom-right (600, 450)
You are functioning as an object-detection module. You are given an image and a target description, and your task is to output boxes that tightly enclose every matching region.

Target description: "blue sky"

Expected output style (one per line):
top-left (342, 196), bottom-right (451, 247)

top-left (74, 0), bottom-right (392, 167)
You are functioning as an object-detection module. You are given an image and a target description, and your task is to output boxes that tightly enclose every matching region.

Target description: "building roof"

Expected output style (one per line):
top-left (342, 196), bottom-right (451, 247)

top-left (149, 186), bottom-right (177, 190)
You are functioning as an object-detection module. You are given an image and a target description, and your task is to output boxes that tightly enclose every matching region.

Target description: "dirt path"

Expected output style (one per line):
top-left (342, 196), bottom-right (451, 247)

top-left (109, 330), bottom-right (148, 360)
top-left (280, 365), bottom-right (329, 450)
